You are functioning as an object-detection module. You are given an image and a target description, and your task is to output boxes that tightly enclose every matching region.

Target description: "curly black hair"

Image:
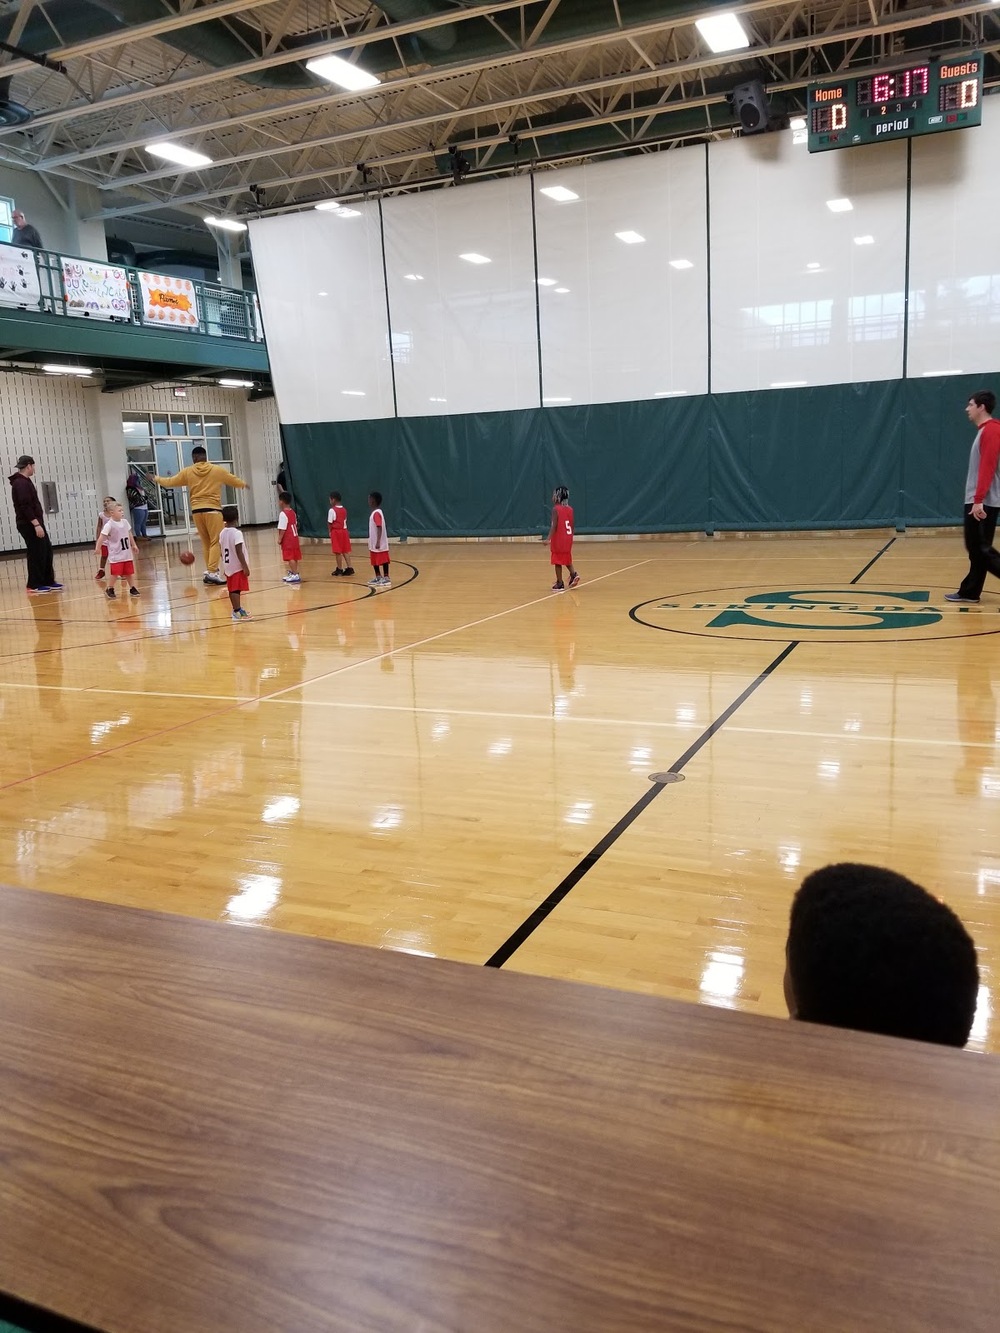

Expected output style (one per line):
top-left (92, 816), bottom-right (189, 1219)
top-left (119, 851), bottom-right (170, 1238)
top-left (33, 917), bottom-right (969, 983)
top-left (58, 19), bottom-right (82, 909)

top-left (786, 863), bottom-right (979, 1048)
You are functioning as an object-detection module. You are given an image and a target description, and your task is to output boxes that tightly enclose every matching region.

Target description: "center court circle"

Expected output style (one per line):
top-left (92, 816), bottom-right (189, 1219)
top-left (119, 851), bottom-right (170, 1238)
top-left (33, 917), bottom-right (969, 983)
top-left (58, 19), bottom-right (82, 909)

top-left (629, 585), bottom-right (1000, 643)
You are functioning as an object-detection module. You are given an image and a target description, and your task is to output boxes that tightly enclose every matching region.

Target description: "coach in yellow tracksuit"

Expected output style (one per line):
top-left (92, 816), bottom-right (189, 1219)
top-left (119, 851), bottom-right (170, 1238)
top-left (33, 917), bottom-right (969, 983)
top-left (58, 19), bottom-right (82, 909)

top-left (154, 446), bottom-right (247, 584)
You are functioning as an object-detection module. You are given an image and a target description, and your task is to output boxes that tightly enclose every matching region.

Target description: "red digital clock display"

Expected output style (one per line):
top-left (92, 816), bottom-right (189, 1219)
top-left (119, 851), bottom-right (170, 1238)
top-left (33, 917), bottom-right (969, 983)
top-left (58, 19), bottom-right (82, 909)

top-left (856, 65), bottom-right (930, 105)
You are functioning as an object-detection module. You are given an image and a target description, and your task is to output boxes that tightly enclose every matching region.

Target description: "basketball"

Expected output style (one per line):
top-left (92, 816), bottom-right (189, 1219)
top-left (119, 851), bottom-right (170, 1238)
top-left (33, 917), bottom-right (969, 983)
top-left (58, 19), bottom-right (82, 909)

top-left (179, 550), bottom-right (195, 566)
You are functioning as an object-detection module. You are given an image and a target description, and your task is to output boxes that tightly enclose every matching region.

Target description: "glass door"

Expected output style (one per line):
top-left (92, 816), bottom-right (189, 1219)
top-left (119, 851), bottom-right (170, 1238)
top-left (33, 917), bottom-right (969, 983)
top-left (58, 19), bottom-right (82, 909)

top-left (122, 410), bottom-right (240, 540)
top-left (153, 439), bottom-right (194, 536)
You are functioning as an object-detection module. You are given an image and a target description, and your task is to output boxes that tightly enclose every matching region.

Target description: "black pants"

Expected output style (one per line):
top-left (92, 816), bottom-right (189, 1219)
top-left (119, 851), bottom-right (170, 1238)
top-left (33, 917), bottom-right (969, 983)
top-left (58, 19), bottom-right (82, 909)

top-left (958, 504), bottom-right (1000, 599)
top-left (17, 522), bottom-right (56, 590)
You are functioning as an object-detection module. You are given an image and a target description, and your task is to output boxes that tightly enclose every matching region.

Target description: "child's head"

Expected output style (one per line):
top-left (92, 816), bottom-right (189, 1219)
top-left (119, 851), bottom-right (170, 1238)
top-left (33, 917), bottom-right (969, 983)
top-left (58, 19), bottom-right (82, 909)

top-left (785, 863), bottom-right (979, 1048)
top-left (109, 501), bottom-right (124, 521)
top-left (278, 490), bottom-right (292, 507)
top-left (192, 445), bottom-right (207, 462)
top-left (553, 486), bottom-right (569, 505)
top-left (330, 491), bottom-right (342, 503)
top-left (369, 490), bottom-right (382, 508)
top-left (222, 504), bottom-right (239, 525)
top-left (103, 495), bottom-right (117, 512)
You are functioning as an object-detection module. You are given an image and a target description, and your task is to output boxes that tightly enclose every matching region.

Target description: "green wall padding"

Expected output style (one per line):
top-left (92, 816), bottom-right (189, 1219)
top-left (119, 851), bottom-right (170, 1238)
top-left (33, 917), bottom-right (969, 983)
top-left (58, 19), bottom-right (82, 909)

top-left (283, 376), bottom-right (988, 540)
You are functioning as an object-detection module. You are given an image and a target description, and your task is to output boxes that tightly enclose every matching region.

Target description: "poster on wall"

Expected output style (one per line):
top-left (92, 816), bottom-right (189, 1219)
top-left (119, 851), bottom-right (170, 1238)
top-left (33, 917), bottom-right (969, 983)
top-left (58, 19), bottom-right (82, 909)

top-left (0, 242), bottom-right (41, 308)
top-left (138, 270), bottom-right (200, 329)
top-left (60, 257), bottom-right (131, 321)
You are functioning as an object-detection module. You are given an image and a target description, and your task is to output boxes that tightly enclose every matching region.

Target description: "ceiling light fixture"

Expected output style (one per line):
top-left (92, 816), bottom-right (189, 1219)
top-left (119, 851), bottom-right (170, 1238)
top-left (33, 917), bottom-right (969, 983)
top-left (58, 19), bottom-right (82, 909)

top-left (789, 116), bottom-right (807, 130)
top-left (305, 54), bottom-right (380, 91)
top-left (205, 216), bottom-right (247, 232)
top-left (539, 185), bottom-right (580, 202)
top-left (146, 141), bottom-right (213, 169)
top-left (42, 364), bottom-right (94, 376)
top-left (695, 11), bottom-right (750, 53)
top-left (218, 378), bottom-right (253, 388)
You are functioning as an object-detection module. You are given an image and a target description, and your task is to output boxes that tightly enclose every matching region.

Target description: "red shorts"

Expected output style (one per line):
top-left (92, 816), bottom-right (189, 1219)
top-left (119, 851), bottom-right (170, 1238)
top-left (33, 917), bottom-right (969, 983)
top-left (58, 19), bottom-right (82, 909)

top-left (330, 530), bottom-right (352, 554)
top-left (110, 560), bottom-right (135, 577)
top-left (226, 571), bottom-right (250, 593)
top-left (550, 547), bottom-right (572, 567)
top-left (100, 544), bottom-right (108, 559)
top-left (281, 539), bottom-right (302, 562)
top-left (369, 550), bottom-right (390, 567)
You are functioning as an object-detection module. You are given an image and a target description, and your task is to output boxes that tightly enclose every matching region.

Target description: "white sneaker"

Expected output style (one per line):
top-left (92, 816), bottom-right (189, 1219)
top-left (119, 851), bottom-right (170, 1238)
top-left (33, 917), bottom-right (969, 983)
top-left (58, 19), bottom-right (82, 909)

top-left (283, 573), bottom-right (301, 583)
top-left (367, 576), bottom-right (380, 586)
top-left (204, 571), bottom-right (226, 585)
top-left (379, 577), bottom-right (392, 587)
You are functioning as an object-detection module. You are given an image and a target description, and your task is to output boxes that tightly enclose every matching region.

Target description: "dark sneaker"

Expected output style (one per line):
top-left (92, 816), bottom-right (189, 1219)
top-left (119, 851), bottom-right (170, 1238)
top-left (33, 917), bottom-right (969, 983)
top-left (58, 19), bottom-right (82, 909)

top-left (344, 567), bottom-right (354, 575)
top-left (332, 568), bottom-right (342, 576)
top-left (48, 583), bottom-right (63, 590)
top-left (568, 573), bottom-right (581, 589)
top-left (94, 570), bottom-right (105, 580)
top-left (551, 582), bottom-right (565, 591)
top-left (129, 587), bottom-right (140, 597)
top-left (106, 587), bottom-right (116, 599)
top-left (944, 592), bottom-right (979, 603)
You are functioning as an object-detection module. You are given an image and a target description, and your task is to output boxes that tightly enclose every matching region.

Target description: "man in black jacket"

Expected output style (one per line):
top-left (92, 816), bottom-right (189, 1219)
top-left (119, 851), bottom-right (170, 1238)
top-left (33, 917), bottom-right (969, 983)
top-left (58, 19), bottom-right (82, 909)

top-left (11, 210), bottom-right (43, 249)
top-left (8, 456), bottom-right (61, 593)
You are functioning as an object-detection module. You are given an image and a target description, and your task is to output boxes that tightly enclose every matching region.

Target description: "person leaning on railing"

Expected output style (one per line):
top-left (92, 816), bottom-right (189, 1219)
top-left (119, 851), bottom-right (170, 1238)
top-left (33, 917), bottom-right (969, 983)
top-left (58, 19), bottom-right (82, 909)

top-left (11, 210), bottom-right (42, 249)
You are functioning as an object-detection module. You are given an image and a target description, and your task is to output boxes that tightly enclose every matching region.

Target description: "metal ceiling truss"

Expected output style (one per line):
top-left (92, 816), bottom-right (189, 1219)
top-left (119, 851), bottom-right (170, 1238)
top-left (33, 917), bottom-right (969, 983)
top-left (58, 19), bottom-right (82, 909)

top-left (0, 0), bottom-right (995, 231)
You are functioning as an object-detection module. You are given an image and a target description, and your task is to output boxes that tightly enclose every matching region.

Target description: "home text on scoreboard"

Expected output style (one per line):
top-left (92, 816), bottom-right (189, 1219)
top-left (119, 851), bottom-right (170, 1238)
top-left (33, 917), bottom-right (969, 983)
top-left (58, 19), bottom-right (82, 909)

top-left (807, 54), bottom-right (983, 152)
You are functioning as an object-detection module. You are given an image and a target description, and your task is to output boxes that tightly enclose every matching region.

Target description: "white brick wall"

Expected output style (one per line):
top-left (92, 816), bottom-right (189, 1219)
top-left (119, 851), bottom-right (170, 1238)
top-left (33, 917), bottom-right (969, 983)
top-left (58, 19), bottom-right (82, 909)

top-left (2, 375), bottom-right (282, 552)
top-left (1, 371), bottom-right (101, 550)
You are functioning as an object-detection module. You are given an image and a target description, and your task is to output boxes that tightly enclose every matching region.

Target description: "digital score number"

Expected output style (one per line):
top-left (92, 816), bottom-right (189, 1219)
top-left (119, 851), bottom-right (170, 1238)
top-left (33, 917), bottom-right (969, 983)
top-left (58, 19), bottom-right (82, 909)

top-left (807, 54), bottom-right (983, 152)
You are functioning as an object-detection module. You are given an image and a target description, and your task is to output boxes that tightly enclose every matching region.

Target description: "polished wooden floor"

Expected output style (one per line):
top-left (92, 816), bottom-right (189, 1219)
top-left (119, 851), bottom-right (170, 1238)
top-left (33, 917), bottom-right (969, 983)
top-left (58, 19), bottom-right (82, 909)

top-left (1, 529), bottom-right (998, 1052)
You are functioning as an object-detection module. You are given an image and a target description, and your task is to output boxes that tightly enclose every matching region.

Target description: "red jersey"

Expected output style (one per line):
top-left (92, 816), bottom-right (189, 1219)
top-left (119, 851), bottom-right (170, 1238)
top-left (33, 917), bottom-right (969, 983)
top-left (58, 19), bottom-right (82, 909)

top-left (551, 503), bottom-right (574, 552)
top-left (328, 502), bottom-right (351, 554)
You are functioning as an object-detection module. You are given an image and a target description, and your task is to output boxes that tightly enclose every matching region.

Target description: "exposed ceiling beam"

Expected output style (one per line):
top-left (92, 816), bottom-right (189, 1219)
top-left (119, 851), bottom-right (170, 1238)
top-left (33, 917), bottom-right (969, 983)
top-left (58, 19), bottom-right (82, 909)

top-left (0, 0), bottom-right (534, 136)
top-left (90, 9), bottom-right (998, 214)
top-left (0, 0), bottom-right (283, 78)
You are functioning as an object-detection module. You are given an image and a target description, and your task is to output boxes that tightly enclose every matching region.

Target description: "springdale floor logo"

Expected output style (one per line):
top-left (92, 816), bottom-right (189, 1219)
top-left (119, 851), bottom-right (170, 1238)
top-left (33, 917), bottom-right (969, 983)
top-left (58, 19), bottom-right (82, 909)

top-left (629, 586), bottom-right (1000, 643)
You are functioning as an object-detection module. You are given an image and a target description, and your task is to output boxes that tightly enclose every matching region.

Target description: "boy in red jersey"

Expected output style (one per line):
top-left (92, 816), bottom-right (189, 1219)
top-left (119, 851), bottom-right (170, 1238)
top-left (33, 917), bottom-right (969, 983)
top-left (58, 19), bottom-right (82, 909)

top-left (97, 501), bottom-right (139, 599)
top-left (220, 504), bottom-right (251, 620)
top-left (328, 490), bottom-right (354, 576)
top-left (549, 486), bottom-right (580, 591)
top-left (277, 489), bottom-right (302, 583)
top-left (368, 490), bottom-right (390, 587)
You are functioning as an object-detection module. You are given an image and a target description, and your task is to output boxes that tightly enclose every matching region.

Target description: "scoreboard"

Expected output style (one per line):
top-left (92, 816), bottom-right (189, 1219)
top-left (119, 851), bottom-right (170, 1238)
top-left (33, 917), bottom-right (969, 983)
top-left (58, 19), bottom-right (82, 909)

top-left (807, 54), bottom-right (983, 152)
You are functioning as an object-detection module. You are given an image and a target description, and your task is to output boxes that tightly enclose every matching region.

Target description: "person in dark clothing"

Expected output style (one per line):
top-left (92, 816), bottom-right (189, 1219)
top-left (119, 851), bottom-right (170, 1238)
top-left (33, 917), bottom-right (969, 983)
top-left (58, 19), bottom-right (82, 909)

top-left (11, 210), bottom-right (43, 249)
top-left (8, 455), bottom-right (61, 593)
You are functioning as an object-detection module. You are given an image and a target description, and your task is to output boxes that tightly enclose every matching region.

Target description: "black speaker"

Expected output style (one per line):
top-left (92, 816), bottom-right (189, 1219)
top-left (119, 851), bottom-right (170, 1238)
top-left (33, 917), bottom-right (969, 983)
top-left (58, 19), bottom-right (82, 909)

top-left (730, 80), bottom-right (770, 135)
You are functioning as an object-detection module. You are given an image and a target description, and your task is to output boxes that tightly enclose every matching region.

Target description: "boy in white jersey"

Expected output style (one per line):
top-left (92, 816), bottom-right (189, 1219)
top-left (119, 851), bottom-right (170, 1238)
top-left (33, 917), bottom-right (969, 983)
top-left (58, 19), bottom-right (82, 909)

top-left (94, 495), bottom-right (116, 580)
top-left (96, 501), bottom-right (139, 599)
top-left (219, 505), bottom-right (251, 621)
top-left (367, 490), bottom-right (390, 587)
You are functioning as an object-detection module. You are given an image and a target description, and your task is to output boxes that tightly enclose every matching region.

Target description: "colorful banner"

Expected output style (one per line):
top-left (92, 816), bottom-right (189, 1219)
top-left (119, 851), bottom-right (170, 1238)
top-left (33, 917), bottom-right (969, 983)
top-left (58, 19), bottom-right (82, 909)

top-left (138, 270), bottom-right (200, 329)
top-left (0, 242), bottom-right (41, 309)
top-left (60, 257), bottom-right (131, 321)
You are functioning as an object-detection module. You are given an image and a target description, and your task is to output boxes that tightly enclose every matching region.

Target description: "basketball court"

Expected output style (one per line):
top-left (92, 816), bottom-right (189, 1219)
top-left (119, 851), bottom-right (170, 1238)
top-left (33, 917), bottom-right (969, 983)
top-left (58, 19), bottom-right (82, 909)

top-left (2, 527), bottom-right (995, 1053)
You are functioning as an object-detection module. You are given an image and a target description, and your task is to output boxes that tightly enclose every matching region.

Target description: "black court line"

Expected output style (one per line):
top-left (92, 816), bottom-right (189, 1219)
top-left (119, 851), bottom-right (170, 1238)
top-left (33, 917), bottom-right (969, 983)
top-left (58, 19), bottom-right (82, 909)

top-left (484, 539), bottom-right (894, 969)
top-left (849, 536), bottom-right (896, 585)
top-left (0, 563), bottom-right (419, 665)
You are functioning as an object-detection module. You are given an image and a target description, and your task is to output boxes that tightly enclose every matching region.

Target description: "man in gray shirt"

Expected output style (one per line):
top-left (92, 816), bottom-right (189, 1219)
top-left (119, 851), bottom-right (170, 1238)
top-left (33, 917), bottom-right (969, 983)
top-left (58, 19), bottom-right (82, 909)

top-left (11, 209), bottom-right (42, 249)
top-left (946, 389), bottom-right (1000, 603)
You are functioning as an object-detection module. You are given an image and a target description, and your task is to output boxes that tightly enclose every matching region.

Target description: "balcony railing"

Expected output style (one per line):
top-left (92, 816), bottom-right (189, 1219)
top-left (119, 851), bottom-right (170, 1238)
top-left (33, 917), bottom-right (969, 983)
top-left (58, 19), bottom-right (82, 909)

top-left (0, 241), bottom-right (263, 344)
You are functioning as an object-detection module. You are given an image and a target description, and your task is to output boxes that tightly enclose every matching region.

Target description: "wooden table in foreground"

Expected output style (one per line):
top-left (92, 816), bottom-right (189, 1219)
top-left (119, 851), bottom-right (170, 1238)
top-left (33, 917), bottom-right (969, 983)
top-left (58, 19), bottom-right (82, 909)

top-left (1, 887), bottom-right (999, 1333)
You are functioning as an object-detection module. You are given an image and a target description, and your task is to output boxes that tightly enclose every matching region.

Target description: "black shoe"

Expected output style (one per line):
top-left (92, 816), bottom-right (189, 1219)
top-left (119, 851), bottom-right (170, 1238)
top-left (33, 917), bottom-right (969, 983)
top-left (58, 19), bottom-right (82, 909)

top-left (332, 568), bottom-right (342, 576)
top-left (129, 587), bottom-right (140, 597)
top-left (344, 567), bottom-right (354, 576)
top-left (106, 587), bottom-right (116, 599)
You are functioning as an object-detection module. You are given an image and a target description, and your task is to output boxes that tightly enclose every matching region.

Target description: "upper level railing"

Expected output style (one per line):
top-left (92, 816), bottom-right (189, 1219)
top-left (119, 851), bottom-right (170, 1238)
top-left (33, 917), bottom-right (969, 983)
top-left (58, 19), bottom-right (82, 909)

top-left (0, 240), bottom-right (263, 344)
